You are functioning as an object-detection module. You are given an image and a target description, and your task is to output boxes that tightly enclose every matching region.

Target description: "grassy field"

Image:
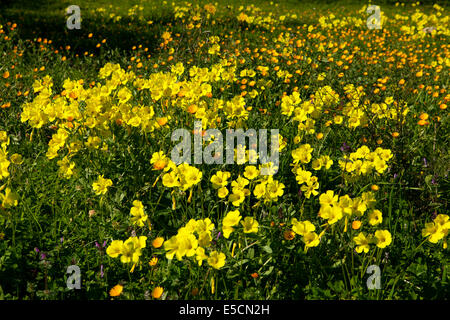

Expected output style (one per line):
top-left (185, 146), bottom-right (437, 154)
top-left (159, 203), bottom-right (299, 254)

top-left (0, 0), bottom-right (449, 300)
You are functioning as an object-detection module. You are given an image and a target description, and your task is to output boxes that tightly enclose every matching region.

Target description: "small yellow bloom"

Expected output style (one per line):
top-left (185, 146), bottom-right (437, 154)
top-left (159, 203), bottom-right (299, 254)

top-left (10, 154), bottom-right (23, 165)
top-left (149, 257), bottom-right (158, 266)
top-left (368, 210), bottom-right (383, 226)
top-left (207, 251), bottom-right (226, 269)
top-left (106, 240), bottom-right (123, 258)
top-left (374, 230), bottom-right (392, 248)
top-left (240, 217), bottom-right (258, 233)
top-left (353, 232), bottom-right (370, 253)
top-left (0, 188), bottom-right (19, 208)
top-left (303, 232), bottom-right (320, 249)
top-left (291, 218), bottom-right (315, 236)
top-left (130, 200), bottom-right (148, 227)
top-left (92, 175), bottom-right (113, 195)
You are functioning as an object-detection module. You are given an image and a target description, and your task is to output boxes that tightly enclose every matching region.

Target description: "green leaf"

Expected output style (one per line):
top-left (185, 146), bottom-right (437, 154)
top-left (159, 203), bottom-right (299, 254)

top-left (262, 245), bottom-right (272, 254)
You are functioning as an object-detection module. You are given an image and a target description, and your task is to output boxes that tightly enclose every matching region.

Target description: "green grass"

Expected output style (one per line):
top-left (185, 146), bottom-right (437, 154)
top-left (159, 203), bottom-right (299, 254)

top-left (0, 0), bottom-right (449, 300)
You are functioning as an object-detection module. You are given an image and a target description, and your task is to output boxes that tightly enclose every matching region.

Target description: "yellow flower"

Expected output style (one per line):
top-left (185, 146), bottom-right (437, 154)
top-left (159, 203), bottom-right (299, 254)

top-left (130, 200), bottom-right (148, 227)
top-left (353, 232), bottom-right (370, 253)
top-left (207, 251), bottom-right (226, 269)
top-left (222, 210), bottom-right (242, 238)
top-left (434, 214), bottom-right (450, 232)
top-left (292, 144), bottom-right (313, 164)
top-left (57, 157), bottom-right (75, 179)
top-left (374, 230), bottom-right (392, 248)
top-left (162, 171), bottom-right (179, 188)
top-left (253, 182), bottom-right (266, 199)
top-left (240, 217), bottom-right (259, 233)
top-left (244, 165), bottom-right (259, 180)
top-left (319, 205), bottom-right (343, 224)
top-left (265, 179), bottom-right (285, 200)
top-left (120, 236), bottom-right (147, 264)
top-left (150, 151), bottom-right (169, 171)
top-left (422, 222), bottom-right (445, 243)
top-left (117, 87), bottom-right (132, 104)
top-left (109, 284), bottom-right (123, 297)
top-left (92, 175), bottom-right (113, 195)
top-left (0, 188), bottom-right (19, 208)
top-left (149, 257), bottom-right (158, 266)
top-left (300, 178), bottom-right (319, 199)
top-left (210, 170), bottom-right (231, 188)
top-left (224, 211), bottom-right (245, 237)
top-left (106, 240), bottom-right (123, 258)
top-left (319, 190), bottom-right (339, 206)
top-left (170, 233), bottom-right (198, 261)
top-left (368, 210), bottom-right (383, 226)
top-left (161, 31), bottom-right (171, 41)
top-left (217, 187), bottom-right (229, 198)
top-left (0, 131), bottom-right (8, 146)
top-left (291, 218), bottom-right (315, 236)
top-left (163, 235), bottom-right (179, 260)
top-left (303, 232), bottom-right (320, 249)
top-left (195, 247), bottom-right (208, 266)
top-left (152, 286), bottom-right (164, 299)
top-left (228, 188), bottom-right (245, 206)
top-left (196, 218), bottom-right (215, 234)
top-left (10, 154), bottom-right (23, 165)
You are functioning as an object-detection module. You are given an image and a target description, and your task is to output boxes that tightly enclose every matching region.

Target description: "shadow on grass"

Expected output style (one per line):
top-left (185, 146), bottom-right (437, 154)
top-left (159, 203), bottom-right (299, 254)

top-left (0, 0), bottom-right (173, 56)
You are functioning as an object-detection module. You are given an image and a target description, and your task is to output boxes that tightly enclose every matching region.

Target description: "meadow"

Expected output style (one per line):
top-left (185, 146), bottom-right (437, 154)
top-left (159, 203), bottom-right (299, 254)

top-left (0, 0), bottom-right (449, 300)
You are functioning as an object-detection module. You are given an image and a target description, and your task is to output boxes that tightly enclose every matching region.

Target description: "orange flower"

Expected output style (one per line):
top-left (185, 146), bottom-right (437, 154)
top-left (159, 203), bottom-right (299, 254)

top-left (157, 117), bottom-right (168, 126)
top-left (417, 119), bottom-right (428, 126)
top-left (149, 257), bottom-right (158, 266)
top-left (109, 284), bottom-right (123, 297)
top-left (251, 272), bottom-right (259, 279)
top-left (153, 159), bottom-right (166, 170)
top-left (152, 237), bottom-right (164, 248)
top-left (283, 229), bottom-right (295, 241)
top-left (2, 71), bottom-right (9, 79)
top-left (152, 286), bottom-right (164, 299)
top-left (187, 104), bottom-right (198, 114)
top-left (352, 221), bottom-right (362, 230)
